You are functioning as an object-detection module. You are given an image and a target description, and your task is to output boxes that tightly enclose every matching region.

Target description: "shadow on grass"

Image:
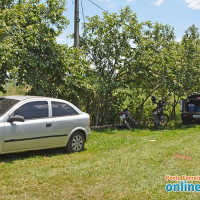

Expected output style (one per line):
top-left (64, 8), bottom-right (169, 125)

top-left (0, 147), bottom-right (88, 163)
top-left (92, 127), bottom-right (142, 134)
top-left (92, 123), bottom-right (199, 134)
top-left (93, 128), bottom-right (117, 134)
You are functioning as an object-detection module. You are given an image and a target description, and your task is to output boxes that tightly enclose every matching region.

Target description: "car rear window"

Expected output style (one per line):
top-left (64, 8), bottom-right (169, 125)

top-left (0, 98), bottom-right (19, 116)
top-left (52, 101), bottom-right (78, 117)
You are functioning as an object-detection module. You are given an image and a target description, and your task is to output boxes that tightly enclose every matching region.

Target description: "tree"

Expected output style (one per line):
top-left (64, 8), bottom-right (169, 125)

top-left (126, 22), bottom-right (176, 119)
top-left (0, 0), bottom-right (69, 95)
top-left (81, 7), bottom-right (142, 125)
top-left (179, 25), bottom-right (200, 95)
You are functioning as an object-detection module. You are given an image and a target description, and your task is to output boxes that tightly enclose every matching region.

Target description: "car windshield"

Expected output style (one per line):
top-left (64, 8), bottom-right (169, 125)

top-left (0, 98), bottom-right (19, 116)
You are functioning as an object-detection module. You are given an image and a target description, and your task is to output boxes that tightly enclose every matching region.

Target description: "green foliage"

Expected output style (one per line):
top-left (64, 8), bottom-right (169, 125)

top-left (127, 22), bottom-right (177, 119)
top-left (81, 8), bottom-right (200, 124)
top-left (57, 47), bottom-right (92, 107)
top-left (81, 7), bottom-right (142, 125)
top-left (0, 2), bottom-right (200, 126)
top-left (179, 24), bottom-right (200, 95)
top-left (0, 0), bottom-right (70, 96)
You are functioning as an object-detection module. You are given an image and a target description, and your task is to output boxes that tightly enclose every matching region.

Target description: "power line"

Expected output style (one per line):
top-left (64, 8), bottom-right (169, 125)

top-left (88, 0), bottom-right (109, 14)
top-left (87, 0), bottom-right (136, 31)
top-left (81, 0), bottom-right (86, 30)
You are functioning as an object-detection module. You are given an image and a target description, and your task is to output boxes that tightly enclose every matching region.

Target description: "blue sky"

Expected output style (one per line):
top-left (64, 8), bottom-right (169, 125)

top-left (56, 0), bottom-right (200, 45)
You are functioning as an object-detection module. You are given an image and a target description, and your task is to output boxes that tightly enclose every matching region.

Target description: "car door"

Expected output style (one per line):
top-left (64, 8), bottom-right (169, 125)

top-left (51, 101), bottom-right (81, 146)
top-left (3, 100), bottom-right (53, 152)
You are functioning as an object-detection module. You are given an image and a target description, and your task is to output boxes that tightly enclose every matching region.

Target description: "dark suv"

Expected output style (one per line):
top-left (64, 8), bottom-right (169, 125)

top-left (181, 93), bottom-right (200, 125)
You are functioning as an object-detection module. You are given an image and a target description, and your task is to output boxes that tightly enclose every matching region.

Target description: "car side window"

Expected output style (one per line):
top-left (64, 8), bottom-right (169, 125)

top-left (14, 101), bottom-right (48, 120)
top-left (52, 101), bottom-right (78, 117)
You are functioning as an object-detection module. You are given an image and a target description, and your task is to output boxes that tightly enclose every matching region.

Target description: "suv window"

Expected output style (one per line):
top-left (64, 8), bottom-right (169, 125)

top-left (14, 101), bottom-right (48, 120)
top-left (52, 101), bottom-right (78, 117)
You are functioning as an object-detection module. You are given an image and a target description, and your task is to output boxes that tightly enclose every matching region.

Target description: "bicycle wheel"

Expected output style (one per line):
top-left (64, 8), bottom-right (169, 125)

top-left (160, 114), bottom-right (169, 127)
top-left (124, 117), bottom-right (139, 130)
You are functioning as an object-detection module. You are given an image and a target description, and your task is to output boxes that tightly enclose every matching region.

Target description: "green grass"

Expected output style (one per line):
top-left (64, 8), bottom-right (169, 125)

top-left (1, 126), bottom-right (200, 199)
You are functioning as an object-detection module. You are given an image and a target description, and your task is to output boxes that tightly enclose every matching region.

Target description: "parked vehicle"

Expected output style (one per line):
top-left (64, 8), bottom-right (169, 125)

top-left (119, 109), bottom-right (139, 130)
top-left (0, 96), bottom-right (91, 154)
top-left (180, 92), bottom-right (200, 125)
top-left (151, 96), bottom-right (169, 129)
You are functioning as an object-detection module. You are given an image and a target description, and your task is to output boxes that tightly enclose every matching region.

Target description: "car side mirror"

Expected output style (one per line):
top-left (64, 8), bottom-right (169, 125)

top-left (8, 115), bottom-right (25, 123)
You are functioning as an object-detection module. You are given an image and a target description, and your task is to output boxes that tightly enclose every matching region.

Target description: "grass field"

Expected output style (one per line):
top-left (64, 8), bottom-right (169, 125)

top-left (1, 126), bottom-right (200, 199)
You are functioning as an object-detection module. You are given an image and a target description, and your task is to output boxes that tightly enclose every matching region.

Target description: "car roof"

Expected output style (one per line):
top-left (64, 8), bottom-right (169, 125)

top-left (1, 95), bottom-right (83, 114)
top-left (2, 95), bottom-right (58, 101)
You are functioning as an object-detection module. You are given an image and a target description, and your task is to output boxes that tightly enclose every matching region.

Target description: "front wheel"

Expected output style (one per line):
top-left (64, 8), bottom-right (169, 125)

top-left (124, 117), bottom-right (139, 130)
top-left (65, 131), bottom-right (85, 153)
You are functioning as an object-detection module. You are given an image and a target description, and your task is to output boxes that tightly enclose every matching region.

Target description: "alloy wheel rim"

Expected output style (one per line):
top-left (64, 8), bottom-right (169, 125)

top-left (72, 135), bottom-right (83, 151)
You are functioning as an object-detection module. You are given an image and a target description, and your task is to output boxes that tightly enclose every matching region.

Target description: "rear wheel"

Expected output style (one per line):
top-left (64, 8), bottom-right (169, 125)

top-left (160, 114), bottom-right (169, 127)
top-left (154, 114), bottom-right (169, 129)
top-left (65, 131), bottom-right (85, 153)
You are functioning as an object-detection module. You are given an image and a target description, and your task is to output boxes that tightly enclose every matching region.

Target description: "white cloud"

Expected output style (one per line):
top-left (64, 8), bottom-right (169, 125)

top-left (185, 0), bottom-right (200, 9)
top-left (126, 0), bottom-right (134, 3)
top-left (153, 0), bottom-right (165, 6)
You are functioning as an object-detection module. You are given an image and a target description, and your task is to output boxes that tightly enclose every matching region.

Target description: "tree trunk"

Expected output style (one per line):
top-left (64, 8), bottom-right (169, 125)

top-left (95, 97), bottom-right (100, 126)
top-left (170, 92), bottom-right (180, 120)
top-left (86, 97), bottom-right (91, 114)
top-left (136, 84), bottom-right (160, 119)
top-left (102, 93), bottom-right (109, 125)
top-left (173, 92), bottom-right (176, 120)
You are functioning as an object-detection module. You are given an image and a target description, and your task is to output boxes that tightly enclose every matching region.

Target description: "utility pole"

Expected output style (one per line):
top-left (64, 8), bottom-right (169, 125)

top-left (74, 0), bottom-right (80, 48)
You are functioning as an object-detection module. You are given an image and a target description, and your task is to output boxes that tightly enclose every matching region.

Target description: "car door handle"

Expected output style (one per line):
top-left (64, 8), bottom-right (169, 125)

top-left (46, 123), bottom-right (52, 128)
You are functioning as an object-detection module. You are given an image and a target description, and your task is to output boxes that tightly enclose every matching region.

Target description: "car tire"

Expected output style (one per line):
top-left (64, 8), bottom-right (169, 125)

top-left (65, 131), bottom-right (85, 153)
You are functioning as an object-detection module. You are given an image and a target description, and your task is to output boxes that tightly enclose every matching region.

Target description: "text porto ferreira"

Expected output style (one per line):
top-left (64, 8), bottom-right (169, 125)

top-left (165, 175), bottom-right (200, 192)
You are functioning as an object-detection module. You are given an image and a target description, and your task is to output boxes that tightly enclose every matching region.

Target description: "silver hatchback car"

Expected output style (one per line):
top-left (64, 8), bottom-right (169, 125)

top-left (0, 96), bottom-right (91, 154)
